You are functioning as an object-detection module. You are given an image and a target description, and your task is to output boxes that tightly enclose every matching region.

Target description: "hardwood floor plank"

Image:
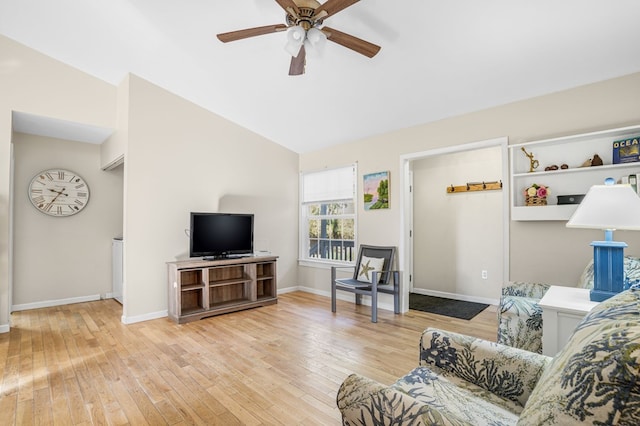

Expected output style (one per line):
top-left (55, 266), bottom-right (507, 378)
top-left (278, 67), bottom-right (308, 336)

top-left (0, 292), bottom-right (498, 425)
top-left (0, 393), bottom-right (17, 425)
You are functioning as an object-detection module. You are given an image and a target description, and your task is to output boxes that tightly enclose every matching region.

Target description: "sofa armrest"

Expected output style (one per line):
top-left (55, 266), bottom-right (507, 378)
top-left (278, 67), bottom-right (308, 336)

top-left (337, 373), bottom-right (458, 425)
top-left (420, 328), bottom-right (551, 408)
top-left (502, 281), bottom-right (551, 299)
top-left (497, 295), bottom-right (544, 354)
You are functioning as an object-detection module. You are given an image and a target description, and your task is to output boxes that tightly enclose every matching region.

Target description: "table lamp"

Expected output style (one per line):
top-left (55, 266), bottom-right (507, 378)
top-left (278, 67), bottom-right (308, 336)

top-left (566, 178), bottom-right (640, 301)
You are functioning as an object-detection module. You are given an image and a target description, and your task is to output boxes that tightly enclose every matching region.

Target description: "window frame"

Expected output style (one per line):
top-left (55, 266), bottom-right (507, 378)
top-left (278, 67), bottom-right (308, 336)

top-left (299, 164), bottom-right (357, 267)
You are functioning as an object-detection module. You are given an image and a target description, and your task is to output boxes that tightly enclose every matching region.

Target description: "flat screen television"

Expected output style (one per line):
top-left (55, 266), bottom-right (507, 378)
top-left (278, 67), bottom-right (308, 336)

top-left (190, 212), bottom-right (254, 259)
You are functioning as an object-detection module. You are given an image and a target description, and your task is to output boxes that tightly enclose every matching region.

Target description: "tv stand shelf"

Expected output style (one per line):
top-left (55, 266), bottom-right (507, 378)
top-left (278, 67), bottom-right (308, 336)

top-left (167, 255), bottom-right (278, 324)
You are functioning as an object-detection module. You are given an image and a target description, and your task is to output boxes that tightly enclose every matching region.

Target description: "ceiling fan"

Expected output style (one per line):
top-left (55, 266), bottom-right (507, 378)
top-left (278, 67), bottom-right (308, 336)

top-left (217, 0), bottom-right (381, 76)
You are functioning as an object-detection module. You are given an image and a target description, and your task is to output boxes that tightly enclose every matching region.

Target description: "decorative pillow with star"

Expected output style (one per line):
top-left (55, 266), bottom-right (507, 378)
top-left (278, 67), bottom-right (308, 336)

top-left (357, 256), bottom-right (385, 283)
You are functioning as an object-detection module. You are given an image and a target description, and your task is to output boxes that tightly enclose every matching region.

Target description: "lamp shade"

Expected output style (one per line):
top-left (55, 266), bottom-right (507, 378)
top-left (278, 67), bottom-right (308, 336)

top-left (566, 184), bottom-right (640, 231)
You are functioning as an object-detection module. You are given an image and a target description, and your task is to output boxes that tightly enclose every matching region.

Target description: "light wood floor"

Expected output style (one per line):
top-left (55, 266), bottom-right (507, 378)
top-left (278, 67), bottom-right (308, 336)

top-left (0, 291), bottom-right (498, 425)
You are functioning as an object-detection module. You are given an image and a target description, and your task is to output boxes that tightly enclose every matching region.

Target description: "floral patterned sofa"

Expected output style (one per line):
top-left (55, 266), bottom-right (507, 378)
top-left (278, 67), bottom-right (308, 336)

top-left (497, 255), bottom-right (640, 354)
top-left (337, 288), bottom-right (640, 425)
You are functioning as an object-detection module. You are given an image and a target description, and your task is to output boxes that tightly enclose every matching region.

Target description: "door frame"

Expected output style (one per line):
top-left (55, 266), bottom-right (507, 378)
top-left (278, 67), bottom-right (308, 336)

top-left (398, 137), bottom-right (510, 312)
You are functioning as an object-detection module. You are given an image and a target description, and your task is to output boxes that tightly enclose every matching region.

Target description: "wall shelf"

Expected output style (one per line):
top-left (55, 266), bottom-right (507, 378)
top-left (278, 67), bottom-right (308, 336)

top-left (510, 125), bottom-right (640, 221)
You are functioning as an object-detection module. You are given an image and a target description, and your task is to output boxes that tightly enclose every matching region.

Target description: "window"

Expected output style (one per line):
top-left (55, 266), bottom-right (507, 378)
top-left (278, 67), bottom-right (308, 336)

top-left (300, 165), bottom-right (357, 264)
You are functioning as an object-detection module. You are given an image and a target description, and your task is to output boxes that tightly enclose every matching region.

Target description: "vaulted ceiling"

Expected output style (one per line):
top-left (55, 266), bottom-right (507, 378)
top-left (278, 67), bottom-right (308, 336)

top-left (2, 0), bottom-right (640, 153)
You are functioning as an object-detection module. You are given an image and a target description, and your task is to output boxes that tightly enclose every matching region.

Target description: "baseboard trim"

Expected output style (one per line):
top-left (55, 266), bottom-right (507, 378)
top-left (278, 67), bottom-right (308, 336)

top-left (411, 288), bottom-right (498, 306)
top-left (0, 323), bottom-right (9, 334)
top-left (121, 310), bottom-right (168, 325)
top-left (12, 294), bottom-right (102, 312)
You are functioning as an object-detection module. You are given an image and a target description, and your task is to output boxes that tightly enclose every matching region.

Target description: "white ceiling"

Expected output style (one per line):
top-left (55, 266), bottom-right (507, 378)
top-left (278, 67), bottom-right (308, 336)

top-left (2, 0), bottom-right (640, 153)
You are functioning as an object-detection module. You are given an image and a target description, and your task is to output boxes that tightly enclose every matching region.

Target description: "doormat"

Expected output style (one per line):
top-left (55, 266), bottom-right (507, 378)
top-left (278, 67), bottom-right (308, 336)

top-left (409, 293), bottom-right (489, 320)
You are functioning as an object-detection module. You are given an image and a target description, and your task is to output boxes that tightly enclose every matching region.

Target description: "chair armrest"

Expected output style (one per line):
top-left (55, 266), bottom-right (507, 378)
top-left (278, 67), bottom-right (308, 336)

top-left (331, 265), bottom-right (355, 281)
top-left (502, 281), bottom-right (551, 299)
top-left (497, 295), bottom-right (544, 354)
top-left (420, 328), bottom-right (551, 408)
top-left (337, 373), bottom-right (453, 424)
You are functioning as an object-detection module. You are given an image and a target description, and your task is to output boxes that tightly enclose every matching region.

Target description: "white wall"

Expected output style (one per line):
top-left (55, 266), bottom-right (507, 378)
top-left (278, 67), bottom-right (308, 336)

top-left (121, 75), bottom-right (299, 323)
top-left (412, 146), bottom-right (503, 299)
top-left (11, 133), bottom-right (123, 307)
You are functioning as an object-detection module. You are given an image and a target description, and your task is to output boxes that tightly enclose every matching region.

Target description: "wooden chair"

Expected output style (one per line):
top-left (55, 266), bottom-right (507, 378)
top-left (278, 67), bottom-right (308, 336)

top-left (331, 244), bottom-right (400, 323)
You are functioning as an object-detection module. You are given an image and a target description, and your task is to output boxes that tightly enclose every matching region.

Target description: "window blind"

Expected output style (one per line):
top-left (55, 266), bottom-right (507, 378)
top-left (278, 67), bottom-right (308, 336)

top-left (302, 165), bottom-right (355, 204)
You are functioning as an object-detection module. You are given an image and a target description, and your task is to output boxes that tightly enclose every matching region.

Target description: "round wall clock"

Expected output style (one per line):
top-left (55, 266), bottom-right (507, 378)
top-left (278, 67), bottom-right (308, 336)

top-left (28, 168), bottom-right (90, 217)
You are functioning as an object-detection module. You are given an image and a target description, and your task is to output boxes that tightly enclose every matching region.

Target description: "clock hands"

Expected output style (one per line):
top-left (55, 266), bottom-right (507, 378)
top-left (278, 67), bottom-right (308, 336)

top-left (49, 188), bottom-right (68, 196)
top-left (47, 188), bottom-right (68, 207)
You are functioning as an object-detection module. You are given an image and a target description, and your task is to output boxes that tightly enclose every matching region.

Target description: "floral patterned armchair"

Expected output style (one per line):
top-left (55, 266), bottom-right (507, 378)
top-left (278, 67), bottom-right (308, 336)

top-left (337, 289), bottom-right (640, 425)
top-left (497, 255), bottom-right (640, 354)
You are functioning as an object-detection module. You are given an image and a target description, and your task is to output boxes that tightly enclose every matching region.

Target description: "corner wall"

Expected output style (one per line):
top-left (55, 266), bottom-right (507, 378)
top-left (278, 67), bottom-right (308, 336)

top-left (299, 72), bottom-right (640, 300)
top-left (121, 75), bottom-right (299, 323)
top-left (0, 35), bottom-right (116, 330)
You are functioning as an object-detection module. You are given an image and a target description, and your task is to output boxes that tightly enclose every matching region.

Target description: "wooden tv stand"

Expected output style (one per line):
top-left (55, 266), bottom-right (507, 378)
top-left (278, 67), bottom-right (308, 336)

top-left (167, 255), bottom-right (277, 324)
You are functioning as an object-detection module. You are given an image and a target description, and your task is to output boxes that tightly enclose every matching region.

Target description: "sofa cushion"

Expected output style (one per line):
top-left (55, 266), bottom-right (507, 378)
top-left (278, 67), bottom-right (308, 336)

top-left (518, 288), bottom-right (640, 425)
top-left (392, 367), bottom-right (520, 425)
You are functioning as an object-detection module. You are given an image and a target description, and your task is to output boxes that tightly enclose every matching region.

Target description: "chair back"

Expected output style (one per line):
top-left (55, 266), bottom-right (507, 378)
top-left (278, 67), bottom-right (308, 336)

top-left (352, 245), bottom-right (396, 284)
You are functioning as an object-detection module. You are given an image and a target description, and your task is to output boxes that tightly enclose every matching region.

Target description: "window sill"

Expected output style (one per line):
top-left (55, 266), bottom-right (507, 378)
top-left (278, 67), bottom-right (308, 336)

top-left (298, 259), bottom-right (355, 270)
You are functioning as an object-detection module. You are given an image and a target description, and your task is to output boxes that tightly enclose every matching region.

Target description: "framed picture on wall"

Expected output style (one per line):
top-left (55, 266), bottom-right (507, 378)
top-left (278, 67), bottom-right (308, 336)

top-left (363, 171), bottom-right (389, 210)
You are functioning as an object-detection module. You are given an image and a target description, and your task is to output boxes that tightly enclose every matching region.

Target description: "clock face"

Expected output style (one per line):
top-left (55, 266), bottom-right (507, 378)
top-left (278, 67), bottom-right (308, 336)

top-left (28, 169), bottom-right (90, 217)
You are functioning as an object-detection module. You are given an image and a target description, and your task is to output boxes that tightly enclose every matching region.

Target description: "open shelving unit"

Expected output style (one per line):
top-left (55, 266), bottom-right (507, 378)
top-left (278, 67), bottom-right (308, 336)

top-left (167, 255), bottom-right (278, 324)
top-left (510, 124), bottom-right (640, 221)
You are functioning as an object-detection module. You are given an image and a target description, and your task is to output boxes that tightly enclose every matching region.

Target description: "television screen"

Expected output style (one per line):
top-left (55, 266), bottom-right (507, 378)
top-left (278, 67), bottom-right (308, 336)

top-left (190, 212), bottom-right (254, 258)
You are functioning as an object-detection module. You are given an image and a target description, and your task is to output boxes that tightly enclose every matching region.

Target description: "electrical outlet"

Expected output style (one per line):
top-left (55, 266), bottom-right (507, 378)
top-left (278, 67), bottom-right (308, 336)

top-left (481, 270), bottom-right (488, 280)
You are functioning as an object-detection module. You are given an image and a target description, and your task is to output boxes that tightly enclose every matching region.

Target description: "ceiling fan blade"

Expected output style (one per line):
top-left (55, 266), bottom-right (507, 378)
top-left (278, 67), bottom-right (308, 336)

top-left (322, 26), bottom-right (380, 58)
top-left (314, 0), bottom-right (360, 19)
top-left (274, 0), bottom-right (300, 17)
top-left (217, 24), bottom-right (287, 43)
top-left (289, 45), bottom-right (306, 76)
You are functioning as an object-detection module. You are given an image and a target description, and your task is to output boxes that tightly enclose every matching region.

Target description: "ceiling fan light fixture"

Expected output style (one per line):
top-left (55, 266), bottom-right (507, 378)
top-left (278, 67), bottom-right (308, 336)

top-left (284, 25), bottom-right (306, 57)
top-left (305, 27), bottom-right (326, 51)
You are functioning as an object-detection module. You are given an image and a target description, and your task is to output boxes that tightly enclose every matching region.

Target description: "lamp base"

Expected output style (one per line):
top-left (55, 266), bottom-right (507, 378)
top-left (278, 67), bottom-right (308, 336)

top-left (589, 240), bottom-right (627, 302)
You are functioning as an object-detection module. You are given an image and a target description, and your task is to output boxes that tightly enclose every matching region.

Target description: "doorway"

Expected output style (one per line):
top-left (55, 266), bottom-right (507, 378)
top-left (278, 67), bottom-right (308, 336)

top-left (398, 137), bottom-right (509, 312)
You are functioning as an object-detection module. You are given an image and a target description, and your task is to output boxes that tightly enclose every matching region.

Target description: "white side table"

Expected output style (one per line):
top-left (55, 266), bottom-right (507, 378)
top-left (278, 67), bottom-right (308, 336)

top-left (538, 285), bottom-right (599, 356)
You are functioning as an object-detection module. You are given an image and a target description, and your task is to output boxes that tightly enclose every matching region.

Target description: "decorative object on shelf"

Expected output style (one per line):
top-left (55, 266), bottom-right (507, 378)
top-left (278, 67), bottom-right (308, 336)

top-left (613, 135), bottom-right (640, 164)
top-left (521, 147), bottom-right (539, 172)
top-left (544, 164), bottom-right (570, 171)
top-left (580, 157), bottom-right (592, 167)
top-left (524, 183), bottom-right (549, 206)
top-left (363, 171), bottom-right (389, 210)
top-left (630, 174), bottom-right (638, 193)
top-left (446, 180), bottom-right (502, 193)
top-left (557, 194), bottom-right (585, 205)
top-left (28, 168), bottom-right (90, 217)
top-left (566, 177), bottom-right (640, 301)
top-left (580, 154), bottom-right (603, 167)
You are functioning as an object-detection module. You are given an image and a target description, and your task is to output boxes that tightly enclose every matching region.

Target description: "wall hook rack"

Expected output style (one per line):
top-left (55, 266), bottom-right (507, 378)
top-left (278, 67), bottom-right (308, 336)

top-left (447, 180), bottom-right (502, 193)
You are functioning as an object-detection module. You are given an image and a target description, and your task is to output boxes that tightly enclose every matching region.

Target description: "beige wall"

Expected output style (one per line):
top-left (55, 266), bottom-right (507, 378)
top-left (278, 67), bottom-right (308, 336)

top-left (121, 75), bottom-right (299, 322)
top-left (12, 134), bottom-right (123, 306)
top-left (299, 72), bottom-right (640, 302)
top-left (1, 36), bottom-right (298, 329)
top-left (412, 146), bottom-right (503, 299)
top-left (0, 35), bottom-right (116, 330)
